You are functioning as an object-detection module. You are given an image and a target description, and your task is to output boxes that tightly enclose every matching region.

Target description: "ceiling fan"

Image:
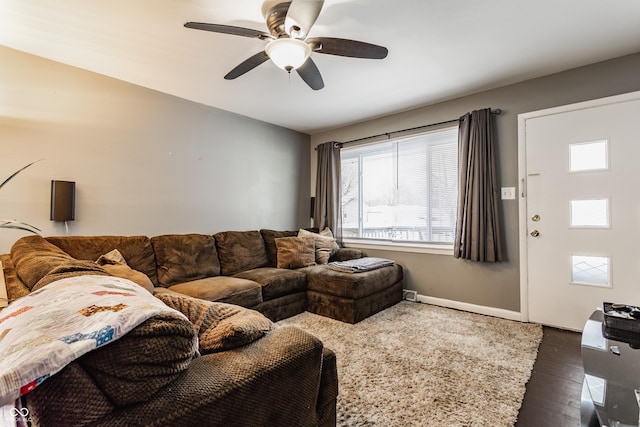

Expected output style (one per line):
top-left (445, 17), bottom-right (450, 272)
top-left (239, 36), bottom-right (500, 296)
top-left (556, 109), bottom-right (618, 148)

top-left (184, 0), bottom-right (388, 90)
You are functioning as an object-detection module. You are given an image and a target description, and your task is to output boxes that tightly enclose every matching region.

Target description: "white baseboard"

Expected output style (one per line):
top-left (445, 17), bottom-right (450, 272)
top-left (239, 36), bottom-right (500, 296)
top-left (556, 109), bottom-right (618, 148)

top-left (415, 294), bottom-right (524, 322)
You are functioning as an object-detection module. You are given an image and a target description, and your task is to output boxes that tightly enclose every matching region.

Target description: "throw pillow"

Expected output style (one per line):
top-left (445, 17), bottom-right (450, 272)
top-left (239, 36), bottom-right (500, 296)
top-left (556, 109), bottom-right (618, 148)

top-left (319, 227), bottom-right (341, 254)
top-left (298, 228), bottom-right (336, 264)
top-left (259, 229), bottom-right (299, 267)
top-left (275, 236), bottom-right (316, 269)
top-left (155, 292), bottom-right (274, 353)
top-left (101, 264), bottom-right (154, 293)
top-left (96, 249), bottom-right (154, 293)
top-left (95, 248), bottom-right (127, 265)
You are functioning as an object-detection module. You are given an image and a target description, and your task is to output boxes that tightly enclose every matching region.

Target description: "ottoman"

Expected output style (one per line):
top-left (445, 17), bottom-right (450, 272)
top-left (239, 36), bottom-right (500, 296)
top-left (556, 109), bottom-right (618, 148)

top-left (302, 264), bottom-right (403, 323)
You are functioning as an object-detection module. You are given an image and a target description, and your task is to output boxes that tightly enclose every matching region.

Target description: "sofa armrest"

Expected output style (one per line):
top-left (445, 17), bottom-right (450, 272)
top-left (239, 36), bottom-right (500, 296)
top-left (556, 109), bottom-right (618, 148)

top-left (0, 254), bottom-right (30, 303)
top-left (121, 325), bottom-right (330, 426)
top-left (32, 325), bottom-right (335, 427)
top-left (317, 348), bottom-right (338, 427)
top-left (329, 247), bottom-right (364, 262)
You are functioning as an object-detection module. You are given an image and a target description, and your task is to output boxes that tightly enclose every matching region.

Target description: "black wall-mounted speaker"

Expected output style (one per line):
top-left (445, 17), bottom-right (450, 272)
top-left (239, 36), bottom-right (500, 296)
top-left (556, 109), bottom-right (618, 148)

top-left (50, 180), bottom-right (75, 221)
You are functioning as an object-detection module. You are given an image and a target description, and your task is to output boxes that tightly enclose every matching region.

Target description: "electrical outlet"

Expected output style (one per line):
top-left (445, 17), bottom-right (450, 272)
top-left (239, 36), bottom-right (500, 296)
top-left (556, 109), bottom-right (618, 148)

top-left (501, 187), bottom-right (516, 200)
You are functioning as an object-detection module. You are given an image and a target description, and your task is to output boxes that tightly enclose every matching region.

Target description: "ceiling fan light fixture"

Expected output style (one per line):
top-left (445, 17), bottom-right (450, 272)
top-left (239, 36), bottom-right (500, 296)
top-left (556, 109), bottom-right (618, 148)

top-left (265, 38), bottom-right (311, 72)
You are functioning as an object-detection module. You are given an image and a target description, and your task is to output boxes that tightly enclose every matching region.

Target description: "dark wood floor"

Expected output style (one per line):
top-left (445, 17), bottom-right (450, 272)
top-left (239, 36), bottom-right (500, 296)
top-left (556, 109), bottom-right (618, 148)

top-left (516, 326), bottom-right (585, 426)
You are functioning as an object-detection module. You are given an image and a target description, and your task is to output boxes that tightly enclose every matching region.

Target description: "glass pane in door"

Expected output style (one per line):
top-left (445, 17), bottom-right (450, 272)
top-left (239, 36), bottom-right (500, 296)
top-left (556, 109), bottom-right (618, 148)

top-left (571, 255), bottom-right (610, 287)
top-left (570, 199), bottom-right (609, 228)
top-left (569, 140), bottom-right (608, 172)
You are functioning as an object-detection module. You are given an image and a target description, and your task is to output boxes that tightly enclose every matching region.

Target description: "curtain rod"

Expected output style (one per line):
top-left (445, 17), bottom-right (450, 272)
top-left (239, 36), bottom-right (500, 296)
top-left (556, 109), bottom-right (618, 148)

top-left (316, 108), bottom-right (502, 150)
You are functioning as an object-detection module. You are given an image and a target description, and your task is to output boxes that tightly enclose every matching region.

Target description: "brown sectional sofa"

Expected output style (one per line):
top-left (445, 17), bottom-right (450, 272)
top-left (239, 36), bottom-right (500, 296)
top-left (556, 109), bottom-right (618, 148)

top-left (0, 228), bottom-right (403, 426)
top-left (3, 229), bottom-right (403, 323)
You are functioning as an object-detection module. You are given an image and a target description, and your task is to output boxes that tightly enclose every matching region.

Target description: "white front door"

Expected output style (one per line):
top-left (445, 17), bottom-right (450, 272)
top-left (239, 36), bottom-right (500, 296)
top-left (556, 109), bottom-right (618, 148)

top-left (519, 91), bottom-right (640, 331)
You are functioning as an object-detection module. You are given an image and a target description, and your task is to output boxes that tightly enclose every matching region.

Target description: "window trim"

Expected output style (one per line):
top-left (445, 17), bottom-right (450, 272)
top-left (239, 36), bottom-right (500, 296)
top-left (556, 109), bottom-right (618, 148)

top-left (340, 125), bottom-right (459, 248)
top-left (342, 239), bottom-right (454, 255)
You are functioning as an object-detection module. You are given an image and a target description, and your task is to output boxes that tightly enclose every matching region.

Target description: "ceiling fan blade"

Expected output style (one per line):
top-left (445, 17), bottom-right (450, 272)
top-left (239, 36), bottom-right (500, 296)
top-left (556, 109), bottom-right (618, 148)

top-left (284, 0), bottom-right (324, 39)
top-left (307, 37), bottom-right (388, 59)
top-left (184, 22), bottom-right (272, 40)
top-left (224, 51), bottom-right (270, 80)
top-left (296, 57), bottom-right (324, 90)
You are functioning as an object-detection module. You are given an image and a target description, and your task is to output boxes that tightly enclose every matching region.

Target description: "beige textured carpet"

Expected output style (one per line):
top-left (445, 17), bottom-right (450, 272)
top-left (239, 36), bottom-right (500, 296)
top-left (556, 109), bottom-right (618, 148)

top-left (279, 301), bottom-right (543, 426)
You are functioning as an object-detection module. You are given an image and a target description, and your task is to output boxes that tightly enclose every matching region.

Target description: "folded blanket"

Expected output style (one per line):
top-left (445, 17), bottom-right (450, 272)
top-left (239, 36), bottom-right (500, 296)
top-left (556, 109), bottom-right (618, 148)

top-left (0, 275), bottom-right (187, 407)
top-left (328, 257), bottom-right (395, 273)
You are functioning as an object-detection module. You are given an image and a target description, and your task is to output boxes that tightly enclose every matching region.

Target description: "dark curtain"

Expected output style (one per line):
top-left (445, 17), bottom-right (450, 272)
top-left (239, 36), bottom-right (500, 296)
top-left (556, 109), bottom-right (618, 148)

top-left (454, 108), bottom-right (503, 262)
top-left (313, 142), bottom-right (342, 243)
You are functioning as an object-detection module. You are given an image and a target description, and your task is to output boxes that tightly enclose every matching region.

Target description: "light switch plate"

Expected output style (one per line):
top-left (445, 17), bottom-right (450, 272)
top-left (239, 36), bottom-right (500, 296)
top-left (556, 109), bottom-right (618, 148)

top-left (501, 187), bottom-right (516, 200)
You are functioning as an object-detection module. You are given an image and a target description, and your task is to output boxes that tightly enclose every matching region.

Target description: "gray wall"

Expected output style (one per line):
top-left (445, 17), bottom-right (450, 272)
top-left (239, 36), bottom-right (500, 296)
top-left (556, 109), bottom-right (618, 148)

top-left (3, 43), bottom-right (638, 314)
top-left (0, 46), bottom-right (311, 253)
top-left (310, 52), bottom-right (640, 313)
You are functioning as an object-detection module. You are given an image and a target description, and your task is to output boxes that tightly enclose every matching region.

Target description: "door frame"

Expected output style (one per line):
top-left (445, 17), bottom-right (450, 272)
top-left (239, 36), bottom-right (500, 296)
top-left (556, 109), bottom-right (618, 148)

top-left (517, 90), bottom-right (640, 324)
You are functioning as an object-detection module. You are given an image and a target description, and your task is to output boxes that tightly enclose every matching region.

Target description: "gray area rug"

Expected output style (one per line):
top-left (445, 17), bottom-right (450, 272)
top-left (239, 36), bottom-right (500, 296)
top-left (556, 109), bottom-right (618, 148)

top-left (279, 301), bottom-right (543, 426)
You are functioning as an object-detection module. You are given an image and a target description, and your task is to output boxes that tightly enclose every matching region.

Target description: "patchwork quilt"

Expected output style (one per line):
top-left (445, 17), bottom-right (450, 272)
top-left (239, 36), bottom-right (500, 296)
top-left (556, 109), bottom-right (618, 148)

top-left (0, 275), bottom-right (186, 407)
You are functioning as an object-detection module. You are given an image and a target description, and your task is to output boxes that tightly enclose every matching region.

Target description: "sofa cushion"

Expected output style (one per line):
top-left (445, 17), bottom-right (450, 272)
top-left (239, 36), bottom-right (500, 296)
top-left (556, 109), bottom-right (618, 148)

top-left (46, 235), bottom-right (159, 286)
top-left (168, 276), bottom-right (263, 308)
top-left (275, 236), bottom-right (316, 269)
top-left (260, 228), bottom-right (319, 267)
top-left (156, 292), bottom-right (274, 353)
top-left (302, 264), bottom-right (404, 299)
top-left (214, 230), bottom-right (268, 276)
top-left (102, 264), bottom-right (154, 293)
top-left (151, 234), bottom-right (220, 287)
top-left (234, 267), bottom-right (307, 300)
top-left (96, 249), bottom-right (154, 293)
top-left (32, 260), bottom-right (109, 291)
top-left (79, 312), bottom-right (198, 406)
top-left (11, 235), bottom-right (107, 291)
top-left (330, 247), bottom-right (364, 262)
top-left (260, 229), bottom-right (298, 267)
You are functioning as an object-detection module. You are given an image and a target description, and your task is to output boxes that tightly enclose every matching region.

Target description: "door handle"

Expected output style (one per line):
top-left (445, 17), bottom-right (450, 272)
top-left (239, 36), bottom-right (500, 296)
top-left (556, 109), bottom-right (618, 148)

top-left (530, 229), bottom-right (540, 237)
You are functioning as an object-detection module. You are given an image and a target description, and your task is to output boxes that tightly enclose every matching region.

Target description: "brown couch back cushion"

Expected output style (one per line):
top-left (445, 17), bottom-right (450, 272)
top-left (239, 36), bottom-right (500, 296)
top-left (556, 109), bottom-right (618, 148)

top-left (260, 229), bottom-right (297, 267)
top-left (32, 260), bottom-right (109, 292)
top-left (46, 235), bottom-right (159, 286)
top-left (214, 230), bottom-right (268, 276)
top-left (260, 228), bottom-right (319, 267)
top-left (10, 235), bottom-right (78, 290)
top-left (151, 234), bottom-right (220, 287)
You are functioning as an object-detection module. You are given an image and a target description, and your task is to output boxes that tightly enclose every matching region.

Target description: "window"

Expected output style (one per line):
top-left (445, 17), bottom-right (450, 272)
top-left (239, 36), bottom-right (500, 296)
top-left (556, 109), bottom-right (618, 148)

top-left (340, 126), bottom-right (459, 245)
top-left (570, 198), bottom-right (610, 228)
top-left (569, 140), bottom-right (609, 172)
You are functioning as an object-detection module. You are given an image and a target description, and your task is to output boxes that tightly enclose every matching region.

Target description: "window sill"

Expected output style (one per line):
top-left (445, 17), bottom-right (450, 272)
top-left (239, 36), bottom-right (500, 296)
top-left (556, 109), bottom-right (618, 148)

top-left (341, 239), bottom-right (454, 256)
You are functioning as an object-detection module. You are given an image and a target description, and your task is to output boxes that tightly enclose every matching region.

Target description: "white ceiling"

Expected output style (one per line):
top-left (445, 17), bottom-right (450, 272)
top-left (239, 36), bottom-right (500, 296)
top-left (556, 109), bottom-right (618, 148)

top-left (2, 0), bottom-right (640, 134)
